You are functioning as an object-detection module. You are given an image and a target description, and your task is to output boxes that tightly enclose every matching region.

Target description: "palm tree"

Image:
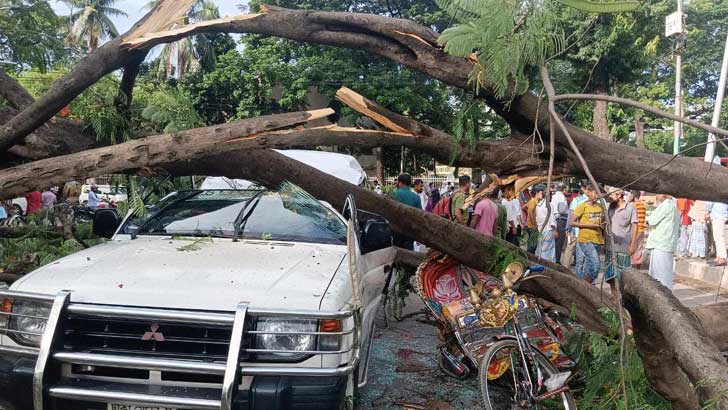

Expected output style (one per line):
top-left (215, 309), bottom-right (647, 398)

top-left (145, 0), bottom-right (220, 79)
top-left (64, 0), bottom-right (128, 52)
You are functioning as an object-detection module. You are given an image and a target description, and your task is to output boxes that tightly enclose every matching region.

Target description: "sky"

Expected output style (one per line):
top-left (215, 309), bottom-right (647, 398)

top-left (50, 1), bottom-right (248, 35)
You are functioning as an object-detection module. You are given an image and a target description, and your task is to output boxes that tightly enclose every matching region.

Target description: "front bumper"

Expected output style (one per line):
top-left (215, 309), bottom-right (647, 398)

top-left (0, 290), bottom-right (359, 410)
top-left (0, 351), bottom-right (347, 410)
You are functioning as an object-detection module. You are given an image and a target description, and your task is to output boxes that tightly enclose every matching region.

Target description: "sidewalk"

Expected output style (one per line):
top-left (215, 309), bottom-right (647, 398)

top-left (675, 257), bottom-right (728, 305)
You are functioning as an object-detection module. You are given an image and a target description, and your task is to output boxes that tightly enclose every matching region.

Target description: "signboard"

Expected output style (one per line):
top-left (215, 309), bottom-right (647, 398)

top-left (665, 11), bottom-right (685, 37)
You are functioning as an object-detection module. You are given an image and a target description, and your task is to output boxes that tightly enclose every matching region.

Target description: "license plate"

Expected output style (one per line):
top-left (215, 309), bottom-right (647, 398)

top-left (107, 404), bottom-right (177, 410)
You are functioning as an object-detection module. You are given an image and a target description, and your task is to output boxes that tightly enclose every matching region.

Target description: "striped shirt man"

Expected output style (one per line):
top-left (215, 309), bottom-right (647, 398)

top-left (634, 200), bottom-right (647, 234)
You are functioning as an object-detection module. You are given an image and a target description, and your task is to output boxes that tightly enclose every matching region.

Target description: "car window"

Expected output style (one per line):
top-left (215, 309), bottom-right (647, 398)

top-left (120, 182), bottom-right (347, 245)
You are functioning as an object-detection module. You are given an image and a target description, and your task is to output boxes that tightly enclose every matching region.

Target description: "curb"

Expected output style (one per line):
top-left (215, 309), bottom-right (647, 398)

top-left (675, 258), bottom-right (728, 289)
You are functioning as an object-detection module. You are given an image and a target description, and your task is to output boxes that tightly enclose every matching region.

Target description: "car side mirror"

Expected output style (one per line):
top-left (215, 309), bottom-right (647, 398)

top-left (93, 209), bottom-right (121, 239)
top-left (361, 220), bottom-right (392, 254)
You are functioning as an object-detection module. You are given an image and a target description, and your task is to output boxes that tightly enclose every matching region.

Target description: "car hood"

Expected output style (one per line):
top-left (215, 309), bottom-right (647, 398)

top-left (12, 237), bottom-right (347, 312)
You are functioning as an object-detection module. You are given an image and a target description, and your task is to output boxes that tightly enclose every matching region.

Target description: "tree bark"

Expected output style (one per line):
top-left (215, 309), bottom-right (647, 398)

top-left (622, 268), bottom-right (728, 409)
top-left (115, 52), bottom-right (148, 117)
top-left (693, 302), bottom-right (728, 351)
top-left (0, 109), bottom-right (340, 199)
top-left (374, 147), bottom-right (384, 185)
top-left (0, 70), bottom-right (35, 109)
top-left (0, 108), bottom-right (98, 162)
top-left (592, 61), bottom-right (611, 140)
top-left (0, 122), bottom-right (546, 201)
top-left (635, 111), bottom-right (645, 148)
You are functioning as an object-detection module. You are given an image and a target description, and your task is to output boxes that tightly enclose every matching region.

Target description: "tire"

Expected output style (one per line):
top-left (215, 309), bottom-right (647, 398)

top-left (479, 339), bottom-right (576, 410)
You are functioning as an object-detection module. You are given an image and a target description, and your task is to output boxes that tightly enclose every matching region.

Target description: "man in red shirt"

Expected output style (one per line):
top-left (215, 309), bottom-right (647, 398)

top-left (24, 191), bottom-right (42, 215)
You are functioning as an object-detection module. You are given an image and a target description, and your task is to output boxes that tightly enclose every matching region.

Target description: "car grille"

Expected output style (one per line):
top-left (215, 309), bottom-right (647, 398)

top-left (63, 313), bottom-right (248, 360)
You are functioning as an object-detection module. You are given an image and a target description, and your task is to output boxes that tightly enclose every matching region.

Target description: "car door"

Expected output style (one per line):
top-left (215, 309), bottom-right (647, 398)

top-left (343, 195), bottom-right (395, 385)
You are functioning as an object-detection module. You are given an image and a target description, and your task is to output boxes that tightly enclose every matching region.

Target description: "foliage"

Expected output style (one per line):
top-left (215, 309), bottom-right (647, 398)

top-left (0, 211), bottom-right (102, 275)
top-left (13, 70), bottom-right (134, 143)
top-left (437, 0), bottom-right (566, 99)
top-left (561, 308), bottom-right (671, 410)
top-left (141, 88), bottom-right (204, 133)
top-left (0, 0), bottom-right (68, 71)
top-left (63, 0), bottom-right (127, 51)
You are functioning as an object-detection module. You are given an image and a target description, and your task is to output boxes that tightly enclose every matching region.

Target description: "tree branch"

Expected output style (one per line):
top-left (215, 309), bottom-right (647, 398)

top-left (0, 70), bottom-right (35, 109)
top-left (555, 93), bottom-right (728, 139)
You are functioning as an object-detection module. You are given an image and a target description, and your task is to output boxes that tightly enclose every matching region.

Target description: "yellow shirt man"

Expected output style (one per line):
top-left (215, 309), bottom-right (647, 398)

top-left (573, 201), bottom-right (605, 245)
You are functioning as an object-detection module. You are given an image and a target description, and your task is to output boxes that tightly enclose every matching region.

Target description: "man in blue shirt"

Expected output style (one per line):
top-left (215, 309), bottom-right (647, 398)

top-left (392, 174), bottom-right (421, 250)
top-left (87, 185), bottom-right (104, 209)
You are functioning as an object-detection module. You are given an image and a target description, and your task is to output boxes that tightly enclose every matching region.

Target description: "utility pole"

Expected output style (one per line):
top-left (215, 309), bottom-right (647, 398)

top-left (666, 1), bottom-right (686, 155)
top-left (705, 33), bottom-right (728, 162)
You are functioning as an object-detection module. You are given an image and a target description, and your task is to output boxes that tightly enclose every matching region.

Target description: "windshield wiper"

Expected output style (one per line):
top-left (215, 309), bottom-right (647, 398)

top-left (131, 191), bottom-right (200, 240)
top-left (232, 190), bottom-right (265, 242)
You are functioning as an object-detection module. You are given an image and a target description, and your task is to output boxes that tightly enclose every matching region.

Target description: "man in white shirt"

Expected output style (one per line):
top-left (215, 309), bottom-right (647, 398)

top-left (534, 185), bottom-right (558, 262)
top-left (414, 179), bottom-right (428, 210)
top-left (550, 184), bottom-right (569, 263)
top-left (502, 186), bottom-right (523, 246)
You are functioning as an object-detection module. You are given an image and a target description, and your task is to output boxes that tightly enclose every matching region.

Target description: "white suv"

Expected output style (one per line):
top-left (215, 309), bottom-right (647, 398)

top-left (0, 153), bottom-right (394, 410)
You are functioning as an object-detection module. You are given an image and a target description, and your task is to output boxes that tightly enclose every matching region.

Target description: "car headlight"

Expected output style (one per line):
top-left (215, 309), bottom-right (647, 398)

top-left (7, 301), bottom-right (51, 347)
top-left (254, 318), bottom-right (316, 356)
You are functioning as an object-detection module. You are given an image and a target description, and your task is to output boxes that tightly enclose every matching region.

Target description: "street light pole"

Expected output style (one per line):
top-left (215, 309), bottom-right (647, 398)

top-left (705, 33), bottom-right (728, 162)
top-left (673, 0), bottom-right (685, 155)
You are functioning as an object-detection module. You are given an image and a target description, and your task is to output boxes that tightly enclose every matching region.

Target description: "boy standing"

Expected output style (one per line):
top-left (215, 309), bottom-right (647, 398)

top-left (571, 185), bottom-right (605, 283)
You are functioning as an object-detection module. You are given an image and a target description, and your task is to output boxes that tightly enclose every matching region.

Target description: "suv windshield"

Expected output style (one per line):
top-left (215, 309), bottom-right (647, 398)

top-left (120, 182), bottom-right (347, 245)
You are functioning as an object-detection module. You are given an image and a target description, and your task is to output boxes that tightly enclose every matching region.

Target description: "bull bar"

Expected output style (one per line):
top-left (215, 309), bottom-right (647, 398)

top-left (0, 290), bottom-right (360, 410)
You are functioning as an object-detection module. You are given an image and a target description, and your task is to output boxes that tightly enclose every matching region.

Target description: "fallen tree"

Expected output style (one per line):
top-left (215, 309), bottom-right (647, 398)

top-left (3, 4), bottom-right (728, 202)
top-left (155, 148), bottom-right (726, 409)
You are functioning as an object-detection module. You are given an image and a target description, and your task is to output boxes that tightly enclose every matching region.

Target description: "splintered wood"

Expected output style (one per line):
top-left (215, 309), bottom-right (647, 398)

top-left (123, 0), bottom-right (198, 42)
top-left (335, 87), bottom-right (414, 135)
top-left (122, 14), bottom-right (262, 50)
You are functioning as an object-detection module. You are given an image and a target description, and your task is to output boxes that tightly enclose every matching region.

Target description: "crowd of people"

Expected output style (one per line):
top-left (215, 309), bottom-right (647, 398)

top-left (386, 173), bottom-right (728, 295)
top-left (0, 182), bottom-right (99, 224)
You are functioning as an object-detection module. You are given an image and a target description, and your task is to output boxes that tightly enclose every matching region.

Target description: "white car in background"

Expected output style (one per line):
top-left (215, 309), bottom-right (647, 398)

top-left (10, 197), bottom-right (27, 215)
top-left (78, 184), bottom-right (128, 205)
top-left (0, 150), bottom-right (394, 410)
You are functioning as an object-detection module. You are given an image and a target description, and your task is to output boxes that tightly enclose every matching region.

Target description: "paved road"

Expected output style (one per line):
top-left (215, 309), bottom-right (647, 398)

top-left (359, 271), bottom-right (722, 409)
top-left (359, 296), bottom-right (482, 410)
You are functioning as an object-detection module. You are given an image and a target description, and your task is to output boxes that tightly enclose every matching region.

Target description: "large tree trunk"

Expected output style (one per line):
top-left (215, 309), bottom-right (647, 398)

top-left (623, 269), bottom-right (728, 409)
top-left (635, 111), bottom-right (645, 148)
top-left (374, 147), bottom-right (384, 185)
top-left (0, 116), bottom-right (548, 200)
top-left (591, 59), bottom-right (611, 140)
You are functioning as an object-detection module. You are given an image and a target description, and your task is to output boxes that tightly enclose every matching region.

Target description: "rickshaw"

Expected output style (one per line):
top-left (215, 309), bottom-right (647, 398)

top-left (415, 252), bottom-right (577, 409)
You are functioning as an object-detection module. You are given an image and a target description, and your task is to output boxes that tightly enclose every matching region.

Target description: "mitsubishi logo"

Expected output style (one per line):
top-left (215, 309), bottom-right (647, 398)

top-left (142, 323), bottom-right (165, 342)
